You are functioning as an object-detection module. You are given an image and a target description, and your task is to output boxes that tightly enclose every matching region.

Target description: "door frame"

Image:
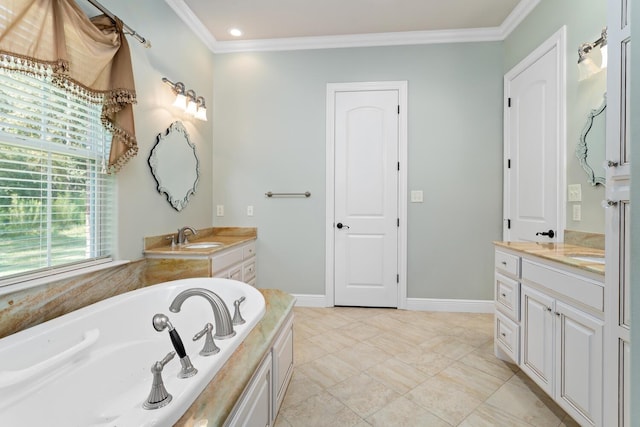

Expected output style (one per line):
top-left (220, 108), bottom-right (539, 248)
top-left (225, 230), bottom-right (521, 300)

top-left (325, 81), bottom-right (408, 309)
top-left (503, 27), bottom-right (566, 241)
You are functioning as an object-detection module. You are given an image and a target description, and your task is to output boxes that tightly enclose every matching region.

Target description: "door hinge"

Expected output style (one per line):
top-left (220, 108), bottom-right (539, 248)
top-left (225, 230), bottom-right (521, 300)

top-left (507, 97), bottom-right (512, 107)
top-left (507, 159), bottom-right (511, 169)
top-left (397, 218), bottom-right (400, 227)
top-left (397, 105), bottom-right (400, 114)
top-left (397, 274), bottom-right (400, 283)
top-left (397, 162), bottom-right (400, 171)
top-left (507, 219), bottom-right (511, 229)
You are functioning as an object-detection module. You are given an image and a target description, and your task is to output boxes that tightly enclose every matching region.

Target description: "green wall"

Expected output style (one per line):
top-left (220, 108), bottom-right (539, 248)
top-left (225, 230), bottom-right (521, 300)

top-left (211, 43), bottom-right (504, 299)
top-left (505, 0), bottom-right (607, 234)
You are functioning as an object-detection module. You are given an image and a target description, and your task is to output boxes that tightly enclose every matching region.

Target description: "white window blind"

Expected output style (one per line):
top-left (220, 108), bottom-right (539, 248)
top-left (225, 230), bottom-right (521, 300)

top-left (0, 67), bottom-right (115, 282)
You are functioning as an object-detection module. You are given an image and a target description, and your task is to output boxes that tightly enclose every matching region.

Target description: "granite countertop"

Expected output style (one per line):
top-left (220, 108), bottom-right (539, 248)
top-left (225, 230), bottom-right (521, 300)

top-left (144, 227), bottom-right (257, 256)
top-left (494, 241), bottom-right (605, 276)
top-left (175, 288), bottom-right (295, 426)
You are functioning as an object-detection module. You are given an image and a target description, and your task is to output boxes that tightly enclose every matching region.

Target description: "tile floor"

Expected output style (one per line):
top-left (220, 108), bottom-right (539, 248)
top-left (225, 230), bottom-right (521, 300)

top-left (275, 307), bottom-right (579, 427)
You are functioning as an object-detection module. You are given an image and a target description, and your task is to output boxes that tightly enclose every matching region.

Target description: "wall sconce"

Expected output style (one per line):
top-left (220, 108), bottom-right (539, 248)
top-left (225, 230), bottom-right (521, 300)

top-left (578, 27), bottom-right (607, 81)
top-left (162, 77), bottom-right (207, 121)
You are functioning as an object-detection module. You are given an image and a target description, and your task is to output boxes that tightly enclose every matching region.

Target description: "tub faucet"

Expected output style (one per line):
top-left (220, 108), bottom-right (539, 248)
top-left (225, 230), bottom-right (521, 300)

top-left (177, 226), bottom-right (197, 245)
top-left (169, 288), bottom-right (236, 339)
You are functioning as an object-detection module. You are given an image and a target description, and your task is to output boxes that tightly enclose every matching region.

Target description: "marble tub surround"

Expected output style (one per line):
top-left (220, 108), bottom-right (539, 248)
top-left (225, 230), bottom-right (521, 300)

top-left (144, 227), bottom-right (257, 255)
top-left (176, 288), bottom-right (295, 426)
top-left (0, 259), bottom-right (147, 339)
top-left (494, 241), bottom-right (605, 275)
top-left (563, 230), bottom-right (605, 250)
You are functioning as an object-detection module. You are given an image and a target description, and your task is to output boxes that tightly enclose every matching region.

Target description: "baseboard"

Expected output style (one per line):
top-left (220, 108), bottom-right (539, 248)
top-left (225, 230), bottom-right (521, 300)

top-left (406, 298), bottom-right (494, 313)
top-left (292, 294), bottom-right (328, 307)
top-left (292, 294), bottom-right (494, 313)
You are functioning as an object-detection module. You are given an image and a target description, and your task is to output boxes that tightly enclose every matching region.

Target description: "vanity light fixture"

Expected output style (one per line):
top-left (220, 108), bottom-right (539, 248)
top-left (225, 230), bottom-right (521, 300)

top-left (577, 27), bottom-right (607, 81)
top-left (162, 77), bottom-right (207, 121)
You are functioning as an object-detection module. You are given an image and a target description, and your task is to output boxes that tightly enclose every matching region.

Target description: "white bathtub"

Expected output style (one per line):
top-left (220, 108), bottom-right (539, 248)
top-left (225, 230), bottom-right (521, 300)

top-left (0, 278), bottom-right (266, 427)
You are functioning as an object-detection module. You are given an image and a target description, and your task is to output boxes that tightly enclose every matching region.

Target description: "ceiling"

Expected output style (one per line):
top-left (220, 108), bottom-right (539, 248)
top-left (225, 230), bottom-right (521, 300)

top-left (165, 0), bottom-right (540, 53)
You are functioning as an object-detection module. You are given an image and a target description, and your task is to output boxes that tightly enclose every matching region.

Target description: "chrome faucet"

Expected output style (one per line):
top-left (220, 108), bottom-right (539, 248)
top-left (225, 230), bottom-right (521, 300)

top-left (177, 226), bottom-right (197, 245)
top-left (169, 288), bottom-right (236, 339)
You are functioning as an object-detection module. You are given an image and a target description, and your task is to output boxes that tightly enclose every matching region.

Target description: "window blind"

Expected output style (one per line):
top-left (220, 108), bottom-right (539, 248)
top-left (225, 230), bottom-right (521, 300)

top-left (0, 68), bottom-right (114, 282)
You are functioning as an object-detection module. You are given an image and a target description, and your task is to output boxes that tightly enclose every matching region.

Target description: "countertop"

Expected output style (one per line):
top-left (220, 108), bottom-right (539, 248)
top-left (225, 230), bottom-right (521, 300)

top-left (176, 288), bottom-right (296, 426)
top-left (494, 241), bottom-right (605, 276)
top-left (144, 227), bottom-right (257, 257)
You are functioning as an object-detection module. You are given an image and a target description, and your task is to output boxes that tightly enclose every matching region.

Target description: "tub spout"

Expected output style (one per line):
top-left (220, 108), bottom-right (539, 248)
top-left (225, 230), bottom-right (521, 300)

top-left (169, 288), bottom-right (236, 339)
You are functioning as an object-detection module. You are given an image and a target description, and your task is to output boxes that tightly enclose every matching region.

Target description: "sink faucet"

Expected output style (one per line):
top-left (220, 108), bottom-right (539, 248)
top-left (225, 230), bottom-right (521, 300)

top-left (177, 226), bottom-right (197, 245)
top-left (169, 288), bottom-right (236, 339)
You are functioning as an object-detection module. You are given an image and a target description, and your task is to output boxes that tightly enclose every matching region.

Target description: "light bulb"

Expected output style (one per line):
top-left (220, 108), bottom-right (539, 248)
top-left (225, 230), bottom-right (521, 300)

top-left (186, 99), bottom-right (198, 115)
top-left (600, 44), bottom-right (608, 69)
top-left (195, 106), bottom-right (208, 121)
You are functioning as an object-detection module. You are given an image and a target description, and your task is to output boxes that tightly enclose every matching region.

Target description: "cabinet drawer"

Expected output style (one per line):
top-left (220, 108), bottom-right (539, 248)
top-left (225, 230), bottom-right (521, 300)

top-left (495, 311), bottom-right (520, 364)
top-left (243, 259), bottom-right (256, 282)
top-left (229, 265), bottom-right (242, 281)
top-left (522, 259), bottom-right (604, 312)
top-left (243, 242), bottom-right (256, 259)
top-left (495, 250), bottom-right (520, 277)
top-left (496, 273), bottom-right (520, 321)
top-left (212, 248), bottom-right (243, 272)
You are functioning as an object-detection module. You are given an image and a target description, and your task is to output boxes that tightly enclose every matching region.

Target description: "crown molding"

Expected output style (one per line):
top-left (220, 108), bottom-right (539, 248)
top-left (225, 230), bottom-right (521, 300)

top-left (499, 0), bottom-right (542, 38)
top-left (164, 0), bottom-right (218, 52)
top-left (165, 0), bottom-right (540, 54)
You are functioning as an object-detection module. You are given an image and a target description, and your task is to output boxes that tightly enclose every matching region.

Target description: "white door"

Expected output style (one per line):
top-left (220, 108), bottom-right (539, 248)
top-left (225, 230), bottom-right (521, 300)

top-left (333, 90), bottom-right (399, 307)
top-left (504, 29), bottom-right (565, 242)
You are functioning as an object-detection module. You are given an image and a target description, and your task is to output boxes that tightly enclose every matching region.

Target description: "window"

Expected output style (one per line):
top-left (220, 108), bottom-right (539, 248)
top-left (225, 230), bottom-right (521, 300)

top-left (0, 68), bottom-right (115, 283)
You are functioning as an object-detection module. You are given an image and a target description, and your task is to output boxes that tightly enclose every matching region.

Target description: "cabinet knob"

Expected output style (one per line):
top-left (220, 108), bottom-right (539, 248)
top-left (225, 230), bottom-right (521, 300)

top-left (500, 293), bottom-right (507, 298)
top-left (501, 333), bottom-right (507, 337)
top-left (546, 307), bottom-right (552, 312)
top-left (501, 261), bottom-right (507, 266)
top-left (607, 160), bottom-right (619, 167)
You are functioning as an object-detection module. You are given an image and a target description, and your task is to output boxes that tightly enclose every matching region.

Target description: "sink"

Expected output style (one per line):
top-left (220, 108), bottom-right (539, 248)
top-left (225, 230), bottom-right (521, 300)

top-left (182, 242), bottom-right (223, 249)
top-left (567, 254), bottom-right (605, 264)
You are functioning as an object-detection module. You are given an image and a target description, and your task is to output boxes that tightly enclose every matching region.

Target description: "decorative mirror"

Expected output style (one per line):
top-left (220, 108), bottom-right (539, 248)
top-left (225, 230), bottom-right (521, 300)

top-left (576, 95), bottom-right (606, 186)
top-left (148, 121), bottom-right (199, 211)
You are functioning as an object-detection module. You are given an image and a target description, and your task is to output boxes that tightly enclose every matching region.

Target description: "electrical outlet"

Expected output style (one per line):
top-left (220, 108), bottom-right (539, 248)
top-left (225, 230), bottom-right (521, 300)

top-left (247, 205), bottom-right (254, 216)
top-left (568, 184), bottom-right (582, 202)
top-left (410, 190), bottom-right (424, 203)
top-left (573, 204), bottom-right (582, 221)
top-left (216, 205), bottom-right (224, 216)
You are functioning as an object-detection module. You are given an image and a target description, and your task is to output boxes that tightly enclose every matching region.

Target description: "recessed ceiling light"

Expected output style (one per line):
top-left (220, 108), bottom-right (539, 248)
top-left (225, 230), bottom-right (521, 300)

top-left (229, 28), bottom-right (243, 37)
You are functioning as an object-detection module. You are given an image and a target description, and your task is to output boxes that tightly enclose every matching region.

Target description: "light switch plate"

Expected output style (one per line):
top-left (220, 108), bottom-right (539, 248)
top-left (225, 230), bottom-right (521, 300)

top-left (247, 205), bottom-right (254, 216)
top-left (410, 190), bottom-right (424, 203)
top-left (573, 204), bottom-right (581, 221)
top-left (216, 205), bottom-right (224, 216)
top-left (568, 184), bottom-right (582, 202)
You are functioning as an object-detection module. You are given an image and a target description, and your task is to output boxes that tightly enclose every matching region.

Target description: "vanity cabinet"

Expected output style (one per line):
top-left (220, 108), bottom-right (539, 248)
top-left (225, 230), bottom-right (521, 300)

top-left (213, 241), bottom-right (257, 286)
top-left (494, 247), bottom-right (604, 426)
top-left (225, 312), bottom-right (294, 426)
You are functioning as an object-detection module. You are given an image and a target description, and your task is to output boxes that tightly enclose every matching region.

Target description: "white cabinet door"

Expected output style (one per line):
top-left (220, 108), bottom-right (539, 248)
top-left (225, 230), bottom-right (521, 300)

top-left (521, 285), bottom-right (555, 396)
top-left (226, 354), bottom-right (273, 427)
top-left (272, 314), bottom-right (294, 415)
top-left (555, 301), bottom-right (603, 426)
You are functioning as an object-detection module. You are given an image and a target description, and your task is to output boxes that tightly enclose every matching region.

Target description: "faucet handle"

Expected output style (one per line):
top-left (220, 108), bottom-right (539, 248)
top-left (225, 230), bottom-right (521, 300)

top-left (193, 323), bottom-right (220, 356)
top-left (165, 235), bottom-right (176, 248)
top-left (232, 296), bottom-right (246, 325)
top-left (143, 351), bottom-right (176, 410)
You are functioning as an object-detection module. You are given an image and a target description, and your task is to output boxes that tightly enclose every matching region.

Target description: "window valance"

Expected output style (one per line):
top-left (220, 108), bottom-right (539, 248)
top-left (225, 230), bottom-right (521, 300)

top-left (0, 0), bottom-right (137, 172)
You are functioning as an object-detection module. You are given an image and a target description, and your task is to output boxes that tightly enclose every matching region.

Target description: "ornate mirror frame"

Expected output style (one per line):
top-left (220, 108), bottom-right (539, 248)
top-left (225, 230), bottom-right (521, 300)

top-left (148, 121), bottom-right (199, 211)
top-left (576, 94), bottom-right (606, 186)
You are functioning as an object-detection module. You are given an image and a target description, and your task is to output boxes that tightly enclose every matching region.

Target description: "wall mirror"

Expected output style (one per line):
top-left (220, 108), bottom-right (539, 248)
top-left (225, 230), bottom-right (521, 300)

top-left (576, 94), bottom-right (606, 186)
top-left (148, 121), bottom-right (199, 211)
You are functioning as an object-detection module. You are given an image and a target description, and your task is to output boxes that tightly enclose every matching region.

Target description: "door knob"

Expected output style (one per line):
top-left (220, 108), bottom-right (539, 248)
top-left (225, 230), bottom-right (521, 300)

top-left (536, 230), bottom-right (555, 238)
top-left (336, 222), bottom-right (350, 229)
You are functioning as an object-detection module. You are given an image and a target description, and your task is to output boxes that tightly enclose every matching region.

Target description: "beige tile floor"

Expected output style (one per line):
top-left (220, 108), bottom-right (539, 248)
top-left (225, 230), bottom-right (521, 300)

top-left (275, 307), bottom-right (580, 427)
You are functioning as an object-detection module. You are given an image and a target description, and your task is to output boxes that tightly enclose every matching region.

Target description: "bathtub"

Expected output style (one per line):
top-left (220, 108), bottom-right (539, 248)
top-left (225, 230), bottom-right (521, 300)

top-left (0, 277), bottom-right (265, 427)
